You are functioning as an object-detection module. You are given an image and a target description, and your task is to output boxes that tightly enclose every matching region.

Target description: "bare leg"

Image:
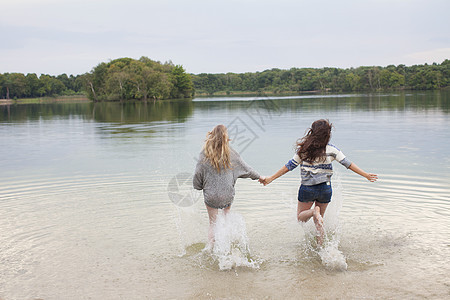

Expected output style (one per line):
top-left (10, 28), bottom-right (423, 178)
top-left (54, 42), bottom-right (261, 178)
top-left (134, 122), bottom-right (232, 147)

top-left (206, 204), bottom-right (231, 246)
top-left (313, 206), bottom-right (323, 229)
top-left (314, 201), bottom-right (328, 218)
top-left (297, 201), bottom-right (314, 222)
top-left (298, 201), bottom-right (329, 245)
top-left (206, 205), bottom-right (219, 246)
top-left (223, 205), bottom-right (231, 215)
top-left (313, 202), bottom-right (329, 245)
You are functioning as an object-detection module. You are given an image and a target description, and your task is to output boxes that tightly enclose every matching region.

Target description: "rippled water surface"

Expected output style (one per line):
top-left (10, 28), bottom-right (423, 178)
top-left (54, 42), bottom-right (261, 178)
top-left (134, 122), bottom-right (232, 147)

top-left (1, 92), bottom-right (449, 299)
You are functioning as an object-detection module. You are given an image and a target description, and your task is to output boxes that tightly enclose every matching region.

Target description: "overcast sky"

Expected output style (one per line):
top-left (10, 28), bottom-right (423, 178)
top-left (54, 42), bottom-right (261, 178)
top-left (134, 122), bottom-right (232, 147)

top-left (1, 0), bottom-right (449, 76)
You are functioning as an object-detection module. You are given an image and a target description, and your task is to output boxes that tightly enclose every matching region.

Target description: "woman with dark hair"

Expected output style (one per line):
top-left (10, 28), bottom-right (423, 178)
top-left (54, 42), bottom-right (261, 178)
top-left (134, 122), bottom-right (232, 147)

top-left (260, 119), bottom-right (377, 243)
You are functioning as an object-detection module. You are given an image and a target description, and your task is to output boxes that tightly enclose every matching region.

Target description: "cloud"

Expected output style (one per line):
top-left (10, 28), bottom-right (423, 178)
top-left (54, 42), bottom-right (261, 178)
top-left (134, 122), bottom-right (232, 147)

top-left (0, 0), bottom-right (449, 74)
top-left (406, 48), bottom-right (450, 64)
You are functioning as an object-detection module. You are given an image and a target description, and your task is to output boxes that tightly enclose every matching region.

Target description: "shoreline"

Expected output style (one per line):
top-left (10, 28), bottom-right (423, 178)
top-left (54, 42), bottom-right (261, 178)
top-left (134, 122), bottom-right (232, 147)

top-left (0, 95), bottom-right (90, 106)
top-left (194, 86), bottom-right (450, 97)
top-left (193, 90), bottom-right (323, 97)
top-left (1, 87), bottom-right (448, 105)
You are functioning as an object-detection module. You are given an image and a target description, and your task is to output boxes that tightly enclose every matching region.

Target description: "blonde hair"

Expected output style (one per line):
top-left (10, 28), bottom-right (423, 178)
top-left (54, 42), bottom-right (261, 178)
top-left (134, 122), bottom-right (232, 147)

top-left (203, 124), bottom-right (231, 172)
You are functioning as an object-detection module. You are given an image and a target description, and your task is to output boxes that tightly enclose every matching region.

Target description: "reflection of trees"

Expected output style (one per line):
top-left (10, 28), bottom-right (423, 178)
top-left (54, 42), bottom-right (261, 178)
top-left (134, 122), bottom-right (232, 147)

top-left (91, 100), bottom-right (193, 123)
top-left (0, 100), bottom-right (194, 123)
top-left (193, 91), bottom-right (450, 113)
top-left (0, 103), bottom-right (93, 122)
top-left (1, 91), bottom-right (448, 123)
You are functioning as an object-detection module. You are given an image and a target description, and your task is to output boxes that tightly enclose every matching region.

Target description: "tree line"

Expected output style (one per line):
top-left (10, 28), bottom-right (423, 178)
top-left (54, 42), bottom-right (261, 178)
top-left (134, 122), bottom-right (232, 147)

top-left (0, 57), bottom-right (194, 101)
top-left (1, 59), bottom-right (449, 100)
top-left (0, 73), bottom-right (84, 99)
top-left (191, 60), bottom-right (450, 95)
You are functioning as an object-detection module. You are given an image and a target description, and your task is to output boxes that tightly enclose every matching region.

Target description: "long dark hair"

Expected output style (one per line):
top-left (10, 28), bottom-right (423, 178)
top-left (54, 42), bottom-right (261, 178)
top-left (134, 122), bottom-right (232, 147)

top-left (296, 119), bottom-right (332, 162)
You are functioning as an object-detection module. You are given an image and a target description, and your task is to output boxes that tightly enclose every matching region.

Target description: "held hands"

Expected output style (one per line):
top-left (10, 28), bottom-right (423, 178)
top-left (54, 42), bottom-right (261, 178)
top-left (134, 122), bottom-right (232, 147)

top-left (259, 176), bottom-right (273, 186)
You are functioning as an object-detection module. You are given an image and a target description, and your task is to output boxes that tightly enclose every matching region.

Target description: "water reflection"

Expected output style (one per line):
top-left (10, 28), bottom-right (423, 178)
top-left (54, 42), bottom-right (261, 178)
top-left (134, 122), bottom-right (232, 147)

top-left (91, 100), bottom-right (193, 123)
top-left (193, 91), bottom-right (450, 113)
top-left (1, 91), bottom-right (448, 124)
top-left (0, 102), bottom-right (92, 122)
top-left (0, 100), bottom-right (195, 123)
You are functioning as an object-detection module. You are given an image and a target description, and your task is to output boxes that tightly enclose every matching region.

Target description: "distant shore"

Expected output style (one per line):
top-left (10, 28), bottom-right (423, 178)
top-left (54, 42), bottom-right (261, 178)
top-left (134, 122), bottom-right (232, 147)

top-left (0, 95), bottom-right (90, 106)
top-left (1, 87), bottom-right (449, 105)
top-left (193, 90), bottom-right (325, 97)
top-left (194, 86), bottom-right (450, 97)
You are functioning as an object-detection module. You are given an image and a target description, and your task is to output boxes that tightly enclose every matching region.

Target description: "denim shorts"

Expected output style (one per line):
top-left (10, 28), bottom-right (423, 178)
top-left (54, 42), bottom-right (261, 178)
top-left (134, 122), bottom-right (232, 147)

top-left (298, 182), bottom-right (332, 203)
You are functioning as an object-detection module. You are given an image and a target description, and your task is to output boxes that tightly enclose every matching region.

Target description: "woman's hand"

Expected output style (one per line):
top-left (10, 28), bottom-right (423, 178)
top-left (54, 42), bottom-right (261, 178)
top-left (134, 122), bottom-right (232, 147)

top-left (365, 173), bottom-right (378, 182)
top-left (259, 176), bottom-right (266, 185)
top-left (349, 163), bottom-right (378, 182)
top-left (259, 166), bottom-right (288, 186)
top-left (259, 176), bottom-right (273, 186)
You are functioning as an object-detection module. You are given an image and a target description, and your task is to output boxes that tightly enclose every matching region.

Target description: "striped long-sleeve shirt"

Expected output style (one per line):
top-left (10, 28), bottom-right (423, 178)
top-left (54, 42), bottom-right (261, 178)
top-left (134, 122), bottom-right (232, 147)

top-left (285, 144), bottom-right (352, 186)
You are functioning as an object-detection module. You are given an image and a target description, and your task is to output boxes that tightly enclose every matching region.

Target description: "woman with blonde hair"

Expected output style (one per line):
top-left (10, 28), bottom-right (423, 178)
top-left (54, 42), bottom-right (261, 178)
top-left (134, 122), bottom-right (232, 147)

top-left (193, 124), bottom-right (262, 244)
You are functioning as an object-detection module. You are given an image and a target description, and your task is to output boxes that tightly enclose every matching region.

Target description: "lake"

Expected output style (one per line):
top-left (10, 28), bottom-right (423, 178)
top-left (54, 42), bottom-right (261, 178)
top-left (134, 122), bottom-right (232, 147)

top-left (1, 91), bottom-right (449, 299)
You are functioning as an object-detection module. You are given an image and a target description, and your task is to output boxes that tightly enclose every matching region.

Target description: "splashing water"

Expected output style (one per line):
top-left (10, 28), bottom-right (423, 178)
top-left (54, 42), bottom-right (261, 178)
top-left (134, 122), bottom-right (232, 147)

top-left (301, 219), bottom-right (348, 271)
top-left (210, 212), bottom-right (262, 270)
top-left (175, 205), bottom-right (261, 270)
top-left (318, 239), bottom-right (348, 271)
top-left (175, 177), bottom-right (347, 271)
top-left (300, 178), bottom-right (348, 271)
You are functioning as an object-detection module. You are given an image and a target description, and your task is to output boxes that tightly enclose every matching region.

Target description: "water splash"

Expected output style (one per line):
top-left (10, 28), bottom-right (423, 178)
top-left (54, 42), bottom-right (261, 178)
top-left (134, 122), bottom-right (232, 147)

top-left (175, 178), bottom-right (347, 271)
top-left (210, 212), bottom-right (262, 270)
top-left (301, 222), bottom-right (348, 271)
top-left (318, 238), bottom-right (348, 271)
top-left (300, 178), bottom-right (348, 271)
top-left (175, 206), bottom-right (261, 270)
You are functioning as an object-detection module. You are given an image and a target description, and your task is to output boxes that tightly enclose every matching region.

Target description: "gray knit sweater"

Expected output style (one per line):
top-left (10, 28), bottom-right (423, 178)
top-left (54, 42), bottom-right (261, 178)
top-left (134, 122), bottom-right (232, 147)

top-left (193, 148), bottom-right (260, 209)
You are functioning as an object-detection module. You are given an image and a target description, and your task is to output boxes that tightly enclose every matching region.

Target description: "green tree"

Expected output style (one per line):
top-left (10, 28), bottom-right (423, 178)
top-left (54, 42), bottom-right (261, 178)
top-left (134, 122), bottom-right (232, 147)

top-left (84, 57), bottom-right (193, 101)
top-left (26, 73), bottom-right (40, 97)
top-left (0, 73), bottom-right (5, 98)
top-left (6, 73), bottom-right (27, 98)
top-left (170, 65), bottom-right (193, 99)
top-left (344, 72), bottom-right (361, 91)
top-left (379, 69), bottom-right (405, 89)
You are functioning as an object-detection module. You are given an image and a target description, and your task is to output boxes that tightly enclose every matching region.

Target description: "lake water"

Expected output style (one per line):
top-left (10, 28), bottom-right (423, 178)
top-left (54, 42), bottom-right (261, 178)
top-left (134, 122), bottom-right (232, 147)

top-left (1, 92), bottom-right (449, 299)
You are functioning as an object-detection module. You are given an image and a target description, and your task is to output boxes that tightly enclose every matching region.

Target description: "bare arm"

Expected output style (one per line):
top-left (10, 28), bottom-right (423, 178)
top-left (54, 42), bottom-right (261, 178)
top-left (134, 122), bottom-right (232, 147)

top-left (260, 165), bottom-right (289, 185)
top-left (348, 163), bottom-right (378, 182)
